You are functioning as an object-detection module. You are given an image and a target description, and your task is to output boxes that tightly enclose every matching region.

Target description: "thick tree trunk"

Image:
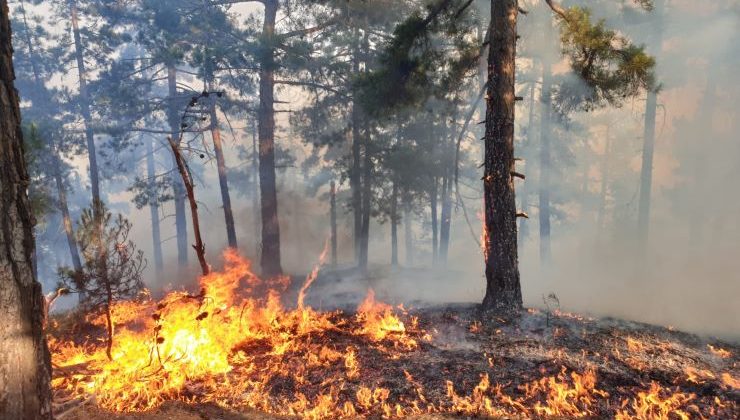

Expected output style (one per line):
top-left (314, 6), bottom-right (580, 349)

top-left (166, 64), bottom-right (188, 267)
top-left (210, 104), bottom-right (237, 248)
top-left (258, 0), bottom-right (282, 277)
top-left (481, 0), bottom-right (522, 312)
top-left (538, 60), bottom-right (553, 264)
top-left (391, 180), bottom-right (399, 266)
top-left (145, 136), bottom-right (163, 274)
top-left (637, 0), bottom-right (664, 251)
top-left (330, 180), bottom-right (337, 267)
top-left (403, 191), bottom-right (414, 266)
top-left (358, 128), bottom-right (372, 271)
top-left (0, 2), bottom-right (52, 415)
top-left (70, 1), bottom-right (101, 208)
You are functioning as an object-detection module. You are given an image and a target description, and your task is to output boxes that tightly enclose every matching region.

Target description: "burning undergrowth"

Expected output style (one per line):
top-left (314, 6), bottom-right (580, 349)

top-left (49, 250), bottom-right (739, 419)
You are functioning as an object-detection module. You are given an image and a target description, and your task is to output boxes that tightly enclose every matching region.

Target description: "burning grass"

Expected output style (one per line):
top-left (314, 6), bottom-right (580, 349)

top-left (50, 251), bottom-right (739, 419)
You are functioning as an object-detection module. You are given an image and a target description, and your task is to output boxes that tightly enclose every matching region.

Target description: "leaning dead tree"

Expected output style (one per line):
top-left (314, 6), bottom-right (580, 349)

top-left (168, 135), bottom-right (210, 276)
top-left (165, 90), bottom-right (226, 277)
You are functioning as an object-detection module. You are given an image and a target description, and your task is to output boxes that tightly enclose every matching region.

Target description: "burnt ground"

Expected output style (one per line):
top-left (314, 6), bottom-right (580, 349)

top-left (53, 302), bottom-right (739, 419)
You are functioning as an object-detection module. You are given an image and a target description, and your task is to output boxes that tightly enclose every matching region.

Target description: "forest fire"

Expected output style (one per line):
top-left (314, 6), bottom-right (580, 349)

top-left (49, 251), bottom-right (738, 419)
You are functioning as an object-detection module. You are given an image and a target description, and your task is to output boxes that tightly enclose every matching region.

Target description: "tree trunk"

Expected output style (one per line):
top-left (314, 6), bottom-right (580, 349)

top-left (430, 177), bottom-right (438, 262)
top-left (403, 191), bottom-right (413, 266)
top-left (53, 154), bottom-right (82, 273)
top-left (637, 0), bottom-right (664, 252)
top-left (145, 136), bottom-right (163, 274)
top-left (330, 180), bottom-right (337, 267)
top-left (439, 119), bottom-right (454, 263)
top-left (358, 127), bottom-right (372, 271)
top-left (518, 80), bottom-right (537, 247)
top-left (251, 120), bottom-right (260, 258)
top-left (597, 126), bottom-right (612, 231)
top-left (350, 46), bottom-right (363, 264)
top-left (210, 103), bottom-right (237, 248)
top-left (538, 59), bottom-right (553, 264)
top-left (0, 2), bottom-right (53, 414)
top-left (166, 64), bottom-right (188, 267)
top-left (70, 1), bottom-right (101, 208)
top-left (168, 137), bottom-right (210, 276)
top-left (481, 0), bottom-right (522, 312)
top-left (258, 0), bottom-right (282, 277)
top-left (391, 180), bottom-right (399, 266)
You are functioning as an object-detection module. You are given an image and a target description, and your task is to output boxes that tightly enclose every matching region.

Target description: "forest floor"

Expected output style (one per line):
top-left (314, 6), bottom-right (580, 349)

top-left (53, 302), bottom-right (739, 419)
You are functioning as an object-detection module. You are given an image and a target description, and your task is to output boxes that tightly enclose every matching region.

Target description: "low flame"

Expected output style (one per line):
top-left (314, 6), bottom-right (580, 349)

top-left (49, 250), bottom-right (733, 418)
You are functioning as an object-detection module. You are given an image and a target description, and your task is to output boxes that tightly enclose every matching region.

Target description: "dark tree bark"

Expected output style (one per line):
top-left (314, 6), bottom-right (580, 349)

top-left (258, 0), bottom-right (283, 277)
top-left (0, 2), bottom-right (52, 415)
top-left (330, 180), bottom-right (337, 267)
top-left (210, 103), bottom-right (237, 248)
top-left (481, 0), bottom-right (522, 312)
top-left (70, 1), bottom-right (101, 208)
top-left (538, 59), bottom-right (553, 264)
top-left (166, 64), bottom-right (189, 267)
top-left (145, 136), bottom-right (163, 274)
top-left (391, 180), bottom-right (399, 266)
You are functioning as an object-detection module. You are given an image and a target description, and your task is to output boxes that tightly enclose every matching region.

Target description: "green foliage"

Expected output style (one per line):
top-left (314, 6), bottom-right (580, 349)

top-left (556, 7), bottom-right (655, 110)
top-left (57, 201), bottom-right (146, 309)
top-left (22, 123), bottom-right (54, 221)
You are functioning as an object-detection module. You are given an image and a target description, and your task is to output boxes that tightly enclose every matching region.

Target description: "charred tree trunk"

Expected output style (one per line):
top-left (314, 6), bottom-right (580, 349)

top-left (330, 180), bottom-right (337, 267)
top-left (481, 0), bottom-right (522, 312)
top-left (258, 0), bottom-right (282, 277)
top-left (637, 0), bottom-right (664, 252)
top-left (168, 137), bottom-right (210, 276)
top-left (210, 102), bottom-right (237, 248)
top-left (538, 60), bottom-right (553, 264)
top-left (145, 136), bottom-right (163, 275)
top-left (167, 64), bottom-right (188, 267)
top-left (0, 3), bottom-right (52, 414)
top-left (403, 191), bottom-right (414, 266)
top-left (391, 180), bottom-right (399, 266)
top-left (70, 1), bottom-right (101, 208)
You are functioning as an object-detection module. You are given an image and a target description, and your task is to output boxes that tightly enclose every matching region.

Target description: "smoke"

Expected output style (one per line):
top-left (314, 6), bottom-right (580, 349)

top-left (40, 0), bottom-right (740, 342)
